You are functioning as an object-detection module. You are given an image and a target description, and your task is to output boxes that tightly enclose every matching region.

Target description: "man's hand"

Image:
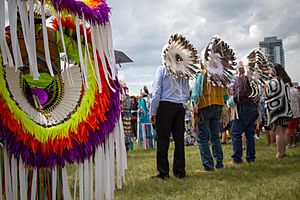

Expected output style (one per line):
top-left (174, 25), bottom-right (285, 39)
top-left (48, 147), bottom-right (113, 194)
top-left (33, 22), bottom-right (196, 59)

top-left (150, 115), bottom-right (156, 124)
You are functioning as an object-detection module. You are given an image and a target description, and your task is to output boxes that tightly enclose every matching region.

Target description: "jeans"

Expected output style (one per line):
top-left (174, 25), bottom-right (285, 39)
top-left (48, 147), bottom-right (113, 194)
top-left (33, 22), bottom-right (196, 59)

top-left (197, 105), bottom-right (223, 171)
top-left (231, 106), bottom-right (258, 163)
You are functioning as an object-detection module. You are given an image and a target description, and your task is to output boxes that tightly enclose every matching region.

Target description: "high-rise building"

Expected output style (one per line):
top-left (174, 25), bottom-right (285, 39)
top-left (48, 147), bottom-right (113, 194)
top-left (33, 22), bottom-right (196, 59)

top-left (259, 36), bottom-right (285, 67)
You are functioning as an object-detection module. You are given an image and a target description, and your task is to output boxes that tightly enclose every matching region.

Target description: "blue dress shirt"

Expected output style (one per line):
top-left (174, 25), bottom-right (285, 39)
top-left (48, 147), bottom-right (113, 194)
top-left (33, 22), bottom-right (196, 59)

top-left (150, 66), bottom-right (189, 116)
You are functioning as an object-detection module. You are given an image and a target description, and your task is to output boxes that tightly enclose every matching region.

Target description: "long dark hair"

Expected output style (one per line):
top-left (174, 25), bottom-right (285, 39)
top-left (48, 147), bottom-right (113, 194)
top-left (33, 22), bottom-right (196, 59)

top-left (273, 64), bottom-right (291, 85)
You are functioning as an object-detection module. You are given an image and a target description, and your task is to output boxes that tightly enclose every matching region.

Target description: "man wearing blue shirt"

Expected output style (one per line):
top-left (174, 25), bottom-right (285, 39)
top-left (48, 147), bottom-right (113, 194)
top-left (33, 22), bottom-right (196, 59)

top-left (150, 65), bottom-right (189, 179)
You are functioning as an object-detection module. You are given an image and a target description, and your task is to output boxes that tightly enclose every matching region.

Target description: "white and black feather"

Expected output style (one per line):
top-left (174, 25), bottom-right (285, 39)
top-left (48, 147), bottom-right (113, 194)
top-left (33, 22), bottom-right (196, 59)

top-left (161, 34), bottom-right (199, 79)
top-left (202, 36), bottom-right (237, 87)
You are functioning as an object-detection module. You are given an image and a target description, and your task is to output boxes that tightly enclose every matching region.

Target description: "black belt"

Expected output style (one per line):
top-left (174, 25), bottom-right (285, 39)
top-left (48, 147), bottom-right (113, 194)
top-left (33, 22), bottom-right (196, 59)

top-left (160, 101), bottom-right (183, 106)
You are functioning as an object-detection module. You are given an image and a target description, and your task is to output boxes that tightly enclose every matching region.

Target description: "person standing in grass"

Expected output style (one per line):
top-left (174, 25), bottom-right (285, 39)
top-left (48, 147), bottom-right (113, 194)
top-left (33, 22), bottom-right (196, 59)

top-left (150, 66), bottom-right (190, 179)
top-left (138, 86), bottom-right (154, 149)
top-left (130, 96), bottom-right (138, 139)
top-left (229, 64), bottom-right (259, 164)
top-left (121, 83), bottom-right (133, 151)
top-left (265, 64), bottom-right (293, 158)
top-left (259, 84), bottom-right (275, 146)
top-left (192, 68), bottom-right (227, 172)
top-left (150, 34), bottom-right (197, 180)
top-left (286, 85), bottom-right (300, 148)
top-left (220, 93), bottom-right (231, 145)
top-left (192, 37), bottom-right (236, 173)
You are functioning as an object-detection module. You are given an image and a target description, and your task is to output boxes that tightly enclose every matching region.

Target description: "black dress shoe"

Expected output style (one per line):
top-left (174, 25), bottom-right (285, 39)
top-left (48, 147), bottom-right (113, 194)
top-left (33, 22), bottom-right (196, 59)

top-left (151, 174), bottom-right (170, 180)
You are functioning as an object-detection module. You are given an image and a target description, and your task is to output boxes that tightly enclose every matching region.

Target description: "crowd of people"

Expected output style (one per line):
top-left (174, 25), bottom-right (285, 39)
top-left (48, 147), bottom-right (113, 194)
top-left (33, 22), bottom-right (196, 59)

top-left (146, 35), bottom-right (300, 180)
top-left (120, 83), bottom-right (197, 151)
top-left (119, 35), bottom-right (300, 181)
top-left (153, 69), bottom-right (299, 179)
top-left (120, 84), bottom-right (156, 151)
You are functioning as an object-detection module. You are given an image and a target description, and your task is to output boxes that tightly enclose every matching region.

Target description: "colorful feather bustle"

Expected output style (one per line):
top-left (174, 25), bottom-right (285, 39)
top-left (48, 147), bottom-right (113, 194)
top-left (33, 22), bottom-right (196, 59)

top-left (0, 0), bottom-right (127, 199)
top-left (0, 65), bottom-right (120, 168)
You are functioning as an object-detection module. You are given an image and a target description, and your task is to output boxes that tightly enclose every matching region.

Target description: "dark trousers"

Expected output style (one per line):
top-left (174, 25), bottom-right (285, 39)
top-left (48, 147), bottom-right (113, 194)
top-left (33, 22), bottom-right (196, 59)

top-left (131, 120), bottom-right (137, 138)
top-left (156, 101), bottom-right (186, 176)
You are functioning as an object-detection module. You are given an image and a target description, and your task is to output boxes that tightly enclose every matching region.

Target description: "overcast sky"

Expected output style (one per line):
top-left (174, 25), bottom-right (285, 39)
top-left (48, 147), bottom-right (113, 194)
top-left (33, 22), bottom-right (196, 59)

top-left (108, 0), bottom-right (300, 95)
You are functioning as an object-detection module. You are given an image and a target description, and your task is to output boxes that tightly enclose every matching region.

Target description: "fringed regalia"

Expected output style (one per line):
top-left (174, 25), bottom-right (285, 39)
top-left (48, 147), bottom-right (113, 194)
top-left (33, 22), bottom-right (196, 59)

top-left (137, 96), bottom-right (155, 149)
top-left (0, 0), bottom-right (127, 199)
top-left (120, 85), bottom-right (132, 151)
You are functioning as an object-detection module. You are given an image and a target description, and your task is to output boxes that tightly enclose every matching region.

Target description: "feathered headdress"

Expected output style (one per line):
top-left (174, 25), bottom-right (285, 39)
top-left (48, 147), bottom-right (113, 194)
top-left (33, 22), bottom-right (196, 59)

top-left (202, 36), bottom-right (237, 87)
top-left (239, 48), bottom-right (270, 100)
top-left (0, 0), bottom-right (126, 199)
top-left (162, 34), bottom-right (199, 79)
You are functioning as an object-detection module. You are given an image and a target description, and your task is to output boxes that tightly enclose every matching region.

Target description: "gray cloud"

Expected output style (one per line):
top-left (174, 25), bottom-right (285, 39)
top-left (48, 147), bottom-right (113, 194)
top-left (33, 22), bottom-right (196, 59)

top-left (109, 0), bottom-right (300, 94)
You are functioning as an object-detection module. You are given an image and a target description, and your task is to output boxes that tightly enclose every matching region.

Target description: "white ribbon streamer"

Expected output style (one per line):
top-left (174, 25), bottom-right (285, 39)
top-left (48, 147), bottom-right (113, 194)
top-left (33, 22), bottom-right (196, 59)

top-left (52, 166), bottom-right (57, 200)
top-left (75, 14), bottom-right (89, 89)
top-left (82, 13), bottom-right (97, 84)
top-left (90, 25), bottom-right (103, 93)
top-left (83, 158), bottom-right (89, 200)
top-left (94, 25), bottom-right (115, 92)
top-left (18, 158), bottom-right (28, 200)
top-left (58, 13), bottom-right (74, 87)
top-left (30, 168), bottom-right (37, 200)
top-left (73, 165), bottom-right (78, 200)
top-left (29, 0), bottom-right (39, 79)
top-left (7, 0), bottom-right (23, 69)
top-left (95, 145), bottom-right (104, 200)
top-left (62, 167), bottom-right (72, 200)
top-left (104, 137), bottom-right (111, 200)
top-left (17, 161), bottom-right (26, 199)
top-left (89, 158), bottom-right (93, 200)
top-left (11, 156), bottom-right (18, 200)
top-left (16, 0), bottom-right (31, 68)
top-left (4, 149), bottom-right (13, 200)
top-left (0, 0), bottom-right (13, 66)
top-left (78, 163), bottom-right (84, 200)
top-left (109, 132), bottom-right (115, 197)
top-left (41, 1), bottom-right (54, 77)
top-left (105, 22), bottom-right (117, 79)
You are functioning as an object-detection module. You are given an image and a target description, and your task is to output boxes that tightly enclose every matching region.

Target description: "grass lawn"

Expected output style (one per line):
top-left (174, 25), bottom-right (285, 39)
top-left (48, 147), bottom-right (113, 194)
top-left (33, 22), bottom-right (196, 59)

top-left (114, 136), bottom-right (300, 200)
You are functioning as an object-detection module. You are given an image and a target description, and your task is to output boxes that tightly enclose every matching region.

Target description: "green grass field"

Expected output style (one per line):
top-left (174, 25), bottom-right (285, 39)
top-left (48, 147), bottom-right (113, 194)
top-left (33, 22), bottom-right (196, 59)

top-left (114, 136), bottom-right (300, 200)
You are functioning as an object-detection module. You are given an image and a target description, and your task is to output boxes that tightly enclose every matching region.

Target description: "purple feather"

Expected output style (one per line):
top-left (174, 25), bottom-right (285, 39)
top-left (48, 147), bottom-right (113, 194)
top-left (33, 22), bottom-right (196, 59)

top-left (49, 0), bottom-right (111, 25)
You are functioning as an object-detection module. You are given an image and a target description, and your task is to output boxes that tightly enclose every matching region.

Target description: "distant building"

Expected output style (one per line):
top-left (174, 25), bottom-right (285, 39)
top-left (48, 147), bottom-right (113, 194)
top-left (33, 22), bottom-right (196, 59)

top-left (292, 82), bottom-right (299, 86)
top-left (259, 36), bottom-right (285, 67)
